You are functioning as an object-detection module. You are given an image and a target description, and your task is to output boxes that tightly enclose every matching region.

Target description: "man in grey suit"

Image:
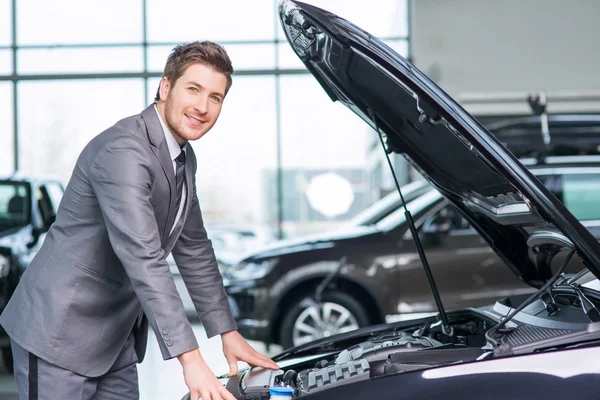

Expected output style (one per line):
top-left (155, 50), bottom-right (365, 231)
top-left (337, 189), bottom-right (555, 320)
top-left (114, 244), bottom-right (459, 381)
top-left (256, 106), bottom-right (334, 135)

top-left (0, 41), bottom-right (277, 400)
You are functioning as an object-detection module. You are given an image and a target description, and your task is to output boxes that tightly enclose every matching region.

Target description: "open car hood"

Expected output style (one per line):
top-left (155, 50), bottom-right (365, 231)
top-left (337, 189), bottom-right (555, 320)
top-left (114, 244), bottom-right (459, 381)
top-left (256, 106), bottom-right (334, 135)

top-left (279, 0), bottom-right (600, 287)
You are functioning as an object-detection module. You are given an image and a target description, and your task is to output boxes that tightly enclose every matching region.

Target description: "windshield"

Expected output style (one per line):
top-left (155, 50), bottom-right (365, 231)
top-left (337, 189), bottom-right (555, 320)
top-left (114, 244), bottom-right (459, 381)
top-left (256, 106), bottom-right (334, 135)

top-left (573, 269), bottom-right (600, 292)
top-left (0, 181), bottom-right (31, 233)
top-left (375, 189), bottom-right (442, 232)
top-left (343, 180), bottom-right (430, 227)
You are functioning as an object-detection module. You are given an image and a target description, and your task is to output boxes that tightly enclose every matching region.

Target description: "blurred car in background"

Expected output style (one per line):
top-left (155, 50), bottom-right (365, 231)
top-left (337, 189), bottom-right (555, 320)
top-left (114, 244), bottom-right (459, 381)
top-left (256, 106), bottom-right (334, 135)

top-left (170, 222), bottom-right (276, 316)
top-left (0, 174), bottom-right (63, 371)
top-left (0, 173), bottom-right (64, 270)
top-left (225, 114), bottom-right (600, 349)
top-left (0, 173), bottom-right (260, 320)
top-left (206, 223), bottom-right (276, 255)
top-left (0, 246), bottom-right (20, 372)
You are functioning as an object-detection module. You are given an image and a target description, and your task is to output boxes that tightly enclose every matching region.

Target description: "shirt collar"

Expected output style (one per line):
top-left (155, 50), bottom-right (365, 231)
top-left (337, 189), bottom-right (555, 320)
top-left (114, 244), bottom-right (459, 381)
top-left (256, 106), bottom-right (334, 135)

top-left (154, 104), bottom-right (185, 161)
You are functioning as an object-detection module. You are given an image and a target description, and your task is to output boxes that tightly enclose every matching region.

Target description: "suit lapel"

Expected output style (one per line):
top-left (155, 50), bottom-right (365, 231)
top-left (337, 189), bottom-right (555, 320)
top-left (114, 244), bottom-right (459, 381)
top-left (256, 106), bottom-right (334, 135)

top-left (141, 105), bottom-right (177, 244)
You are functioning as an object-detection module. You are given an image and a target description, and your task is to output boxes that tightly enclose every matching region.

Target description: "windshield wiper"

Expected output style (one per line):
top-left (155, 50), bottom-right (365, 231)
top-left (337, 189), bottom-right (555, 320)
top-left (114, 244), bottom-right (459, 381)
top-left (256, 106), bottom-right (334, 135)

top-left (367, 108), bottom-right (453, 339)
top-left (569, 283), bottom-right (600, 323)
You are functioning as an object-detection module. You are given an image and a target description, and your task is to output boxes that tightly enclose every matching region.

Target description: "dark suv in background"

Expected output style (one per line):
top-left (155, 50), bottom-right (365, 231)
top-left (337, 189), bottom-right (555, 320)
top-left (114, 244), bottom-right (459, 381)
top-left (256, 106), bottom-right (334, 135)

top-left (224, 114), bottom-right (600, 349)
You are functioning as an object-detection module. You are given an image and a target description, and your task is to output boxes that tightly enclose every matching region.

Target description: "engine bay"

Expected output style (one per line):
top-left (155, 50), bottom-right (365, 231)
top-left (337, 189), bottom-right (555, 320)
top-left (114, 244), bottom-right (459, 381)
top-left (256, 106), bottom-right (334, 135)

top-left (224, 295), bottom-right (600, 400)
top-left (226, 312), bottom-right (493, 399)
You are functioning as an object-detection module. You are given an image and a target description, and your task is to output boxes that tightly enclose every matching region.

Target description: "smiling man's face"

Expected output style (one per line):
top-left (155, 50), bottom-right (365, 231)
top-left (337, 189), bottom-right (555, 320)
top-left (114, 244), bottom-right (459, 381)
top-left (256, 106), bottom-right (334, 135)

top-left (158, 62), bottom-right (228, 145)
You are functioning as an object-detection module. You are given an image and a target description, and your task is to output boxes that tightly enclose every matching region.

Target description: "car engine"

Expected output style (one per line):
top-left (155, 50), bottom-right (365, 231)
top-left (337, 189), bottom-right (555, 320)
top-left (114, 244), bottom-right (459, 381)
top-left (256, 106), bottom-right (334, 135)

top-left (226, 315), bottom-right (490, 399)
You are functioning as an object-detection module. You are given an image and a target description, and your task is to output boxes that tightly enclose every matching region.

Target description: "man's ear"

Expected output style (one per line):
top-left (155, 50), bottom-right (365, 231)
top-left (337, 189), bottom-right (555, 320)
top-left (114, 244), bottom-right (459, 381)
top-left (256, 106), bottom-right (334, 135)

top-left (159, 77), bottom-right (171, 101)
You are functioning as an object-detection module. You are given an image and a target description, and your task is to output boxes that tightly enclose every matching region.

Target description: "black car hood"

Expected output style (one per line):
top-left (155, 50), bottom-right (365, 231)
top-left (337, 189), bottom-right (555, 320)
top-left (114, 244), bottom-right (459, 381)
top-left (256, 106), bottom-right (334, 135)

top-left (240, 225), bottom-right (379, 261)
top-left (279, 0), bottom-right (600, 286)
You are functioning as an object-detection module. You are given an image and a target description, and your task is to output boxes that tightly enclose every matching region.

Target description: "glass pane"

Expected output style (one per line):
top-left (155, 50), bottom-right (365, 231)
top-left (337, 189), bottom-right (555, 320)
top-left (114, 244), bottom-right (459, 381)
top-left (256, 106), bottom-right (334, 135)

top-left (277, 42), bottom-right (306, 70)
top-left (187, 76), bottom-right (277, 240)
top-left (18, 47), bottom-right (144, 74)
top-left (18, 79), bottom-right (145, 184)
top-left (0, 82), bottom-right (14, 176)
top-left (563, 174), bottom-right (600, 221)
top-left (0, 0), bottom-right (10, 46)
top-left (146, 77), bottom-right (161, 105)
top-left (384, 39), bottom-right (409, 58)
top-left (299, 0), bottom-right (408, 37)
top-left (17, 0), bottom-right (142, 45)
top-left (0, 182), bottom-right (29, 231)
top-left (44, 182), bottom-right (64, 213)
top-left (147, 0), bottom-right (276, 42)
top-left (225, 43), bottom-right (276, 71)
top-left (147, 46), bottom-right (171, 74)
top-left (279, 75), bottom-right (373, 237)
top-left (0, 49), bottom-right (11, 74)
top-left (148, 43), bottom-right (276, 73)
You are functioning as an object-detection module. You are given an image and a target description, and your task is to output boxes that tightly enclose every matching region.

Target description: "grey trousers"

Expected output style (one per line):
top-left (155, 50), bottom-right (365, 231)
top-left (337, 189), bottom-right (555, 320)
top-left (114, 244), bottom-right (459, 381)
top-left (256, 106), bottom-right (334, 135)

top-left (11, 331), bottom-right (139, 400)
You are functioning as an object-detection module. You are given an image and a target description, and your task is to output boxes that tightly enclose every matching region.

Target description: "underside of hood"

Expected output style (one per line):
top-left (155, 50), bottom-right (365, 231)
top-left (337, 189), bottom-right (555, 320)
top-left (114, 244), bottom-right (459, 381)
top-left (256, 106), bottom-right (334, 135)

top-left (278, 0), bottom-right (600, 286)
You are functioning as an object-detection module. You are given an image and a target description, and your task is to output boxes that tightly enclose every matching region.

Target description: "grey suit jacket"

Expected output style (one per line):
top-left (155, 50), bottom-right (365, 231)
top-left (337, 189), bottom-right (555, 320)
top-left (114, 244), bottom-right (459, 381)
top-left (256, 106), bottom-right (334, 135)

top-left (0, 105), bottom-right (236, 377)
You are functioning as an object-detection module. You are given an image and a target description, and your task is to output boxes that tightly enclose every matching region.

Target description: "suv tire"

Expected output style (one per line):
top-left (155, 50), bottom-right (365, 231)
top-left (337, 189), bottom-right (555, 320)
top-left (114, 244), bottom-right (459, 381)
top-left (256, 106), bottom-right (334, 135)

top-left (280, 291), bottom-right (369, 349)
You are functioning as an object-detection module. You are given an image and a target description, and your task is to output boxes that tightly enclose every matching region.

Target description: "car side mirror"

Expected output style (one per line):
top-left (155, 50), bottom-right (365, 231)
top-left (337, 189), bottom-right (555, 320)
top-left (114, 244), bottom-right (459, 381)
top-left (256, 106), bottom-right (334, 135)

top-left (27, 226), bottom-right (42, 249)
top-left (421, 215), bottom-right (452, 236)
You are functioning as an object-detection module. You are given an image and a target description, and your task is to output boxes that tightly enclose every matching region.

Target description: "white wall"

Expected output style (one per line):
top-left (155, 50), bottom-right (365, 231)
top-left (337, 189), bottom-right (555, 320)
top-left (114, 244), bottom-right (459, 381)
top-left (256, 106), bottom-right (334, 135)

top-left (411, 0), bottom-right (600, 114)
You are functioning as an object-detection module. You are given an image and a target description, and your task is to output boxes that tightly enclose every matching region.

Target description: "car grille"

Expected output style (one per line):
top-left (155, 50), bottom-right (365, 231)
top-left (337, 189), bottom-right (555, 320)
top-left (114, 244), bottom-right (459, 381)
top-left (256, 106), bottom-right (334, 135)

top-left (231, 293), bottom-right (255, 316)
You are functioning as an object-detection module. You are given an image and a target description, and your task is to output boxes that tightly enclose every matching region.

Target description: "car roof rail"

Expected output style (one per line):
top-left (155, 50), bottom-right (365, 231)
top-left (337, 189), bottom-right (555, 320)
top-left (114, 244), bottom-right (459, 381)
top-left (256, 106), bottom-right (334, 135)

top-left (458, 90), bottom-right (600, 117)
top-left (457, 91), bottom-right (600, 161)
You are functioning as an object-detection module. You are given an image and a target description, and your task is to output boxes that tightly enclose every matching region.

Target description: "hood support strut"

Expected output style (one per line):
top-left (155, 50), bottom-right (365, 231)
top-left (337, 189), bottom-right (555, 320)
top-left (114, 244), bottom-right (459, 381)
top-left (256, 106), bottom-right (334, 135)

top-left (368, 108), bottom-right (453, 337)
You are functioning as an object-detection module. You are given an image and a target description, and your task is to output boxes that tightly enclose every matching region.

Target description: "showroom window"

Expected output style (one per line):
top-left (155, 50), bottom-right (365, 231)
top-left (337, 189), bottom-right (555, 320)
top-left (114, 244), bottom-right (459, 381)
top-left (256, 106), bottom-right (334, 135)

top-left (17, 79), bottom-right (145, 183)
top-left (278, 75), bottom-right (373, 236)
top-left (17, 47), bottom-right (145, 75)
top-left (2, 0), bottom-right (410, 241)
top-left (0, 1), bottom-right (11, 47)
top-left (0, 82), bottom-right (14, 177)
top-left (0, 50), bottom-right (10, 75)
top-left (146, 0), bottom-right (276, 43)
top-left (188, 76), bottom-right (278, 226)
top-left (17, 0), bottom-right (143, 45)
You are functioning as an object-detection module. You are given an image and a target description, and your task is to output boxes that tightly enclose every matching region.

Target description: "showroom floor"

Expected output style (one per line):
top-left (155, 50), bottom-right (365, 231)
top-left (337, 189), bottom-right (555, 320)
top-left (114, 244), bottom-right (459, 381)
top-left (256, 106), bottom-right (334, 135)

top-left (0, 323), bottom-right (282, 400)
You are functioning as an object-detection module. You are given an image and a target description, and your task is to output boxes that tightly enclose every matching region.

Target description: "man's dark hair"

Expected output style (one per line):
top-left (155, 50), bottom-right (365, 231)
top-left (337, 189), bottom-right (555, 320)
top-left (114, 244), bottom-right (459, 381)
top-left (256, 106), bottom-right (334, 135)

top-left (154, 41), bottom-right (234, 102)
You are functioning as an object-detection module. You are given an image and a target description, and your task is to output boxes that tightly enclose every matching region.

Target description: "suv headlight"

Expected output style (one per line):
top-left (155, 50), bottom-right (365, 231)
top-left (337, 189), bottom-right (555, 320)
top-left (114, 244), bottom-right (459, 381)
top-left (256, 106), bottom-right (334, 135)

top-left (227, 258), bottom-right (279, 282)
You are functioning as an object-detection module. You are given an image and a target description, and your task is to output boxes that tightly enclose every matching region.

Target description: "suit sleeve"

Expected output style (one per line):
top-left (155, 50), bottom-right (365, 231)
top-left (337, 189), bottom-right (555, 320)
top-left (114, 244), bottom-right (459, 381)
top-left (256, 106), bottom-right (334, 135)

top-left (89, 135), bottom-right (198, 360)
top-left (171, 166), bottom-right (237, 338)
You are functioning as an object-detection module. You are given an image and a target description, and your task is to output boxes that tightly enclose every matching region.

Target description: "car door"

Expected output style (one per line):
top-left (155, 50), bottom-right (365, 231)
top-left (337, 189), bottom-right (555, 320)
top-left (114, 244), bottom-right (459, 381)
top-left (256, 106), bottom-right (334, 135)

top-left (397, 201), bottom-right (533, 311)
top-left (22, 181), bottom-right (63, 264)
top-left (397, 165), bottom-right (600, 311)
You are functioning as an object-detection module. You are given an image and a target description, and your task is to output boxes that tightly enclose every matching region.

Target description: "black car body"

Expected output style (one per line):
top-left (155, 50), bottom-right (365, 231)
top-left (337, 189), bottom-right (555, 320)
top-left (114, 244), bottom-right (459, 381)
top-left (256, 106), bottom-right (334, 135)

top-left (214, 2), bottom-right (600, 399)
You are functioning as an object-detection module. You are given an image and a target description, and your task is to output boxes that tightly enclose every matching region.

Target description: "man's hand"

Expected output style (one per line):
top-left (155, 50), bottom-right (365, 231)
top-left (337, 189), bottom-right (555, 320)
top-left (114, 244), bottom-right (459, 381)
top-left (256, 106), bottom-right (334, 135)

top-left (178, 349), bottom-right (236, 400)
top-left (221, 330), bottom-right (279, 376)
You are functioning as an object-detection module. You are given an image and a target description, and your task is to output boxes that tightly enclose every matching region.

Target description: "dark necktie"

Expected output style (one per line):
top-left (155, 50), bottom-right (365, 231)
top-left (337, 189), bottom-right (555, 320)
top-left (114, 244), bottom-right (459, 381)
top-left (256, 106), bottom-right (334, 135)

top-left (175, 150), bottom-right (186, 212)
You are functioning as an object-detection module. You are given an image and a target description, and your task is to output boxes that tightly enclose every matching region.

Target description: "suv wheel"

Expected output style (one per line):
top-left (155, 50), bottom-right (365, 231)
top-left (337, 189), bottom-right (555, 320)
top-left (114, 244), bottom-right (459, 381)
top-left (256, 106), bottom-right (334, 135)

top-left (280, 291), bottom-right (369, 349)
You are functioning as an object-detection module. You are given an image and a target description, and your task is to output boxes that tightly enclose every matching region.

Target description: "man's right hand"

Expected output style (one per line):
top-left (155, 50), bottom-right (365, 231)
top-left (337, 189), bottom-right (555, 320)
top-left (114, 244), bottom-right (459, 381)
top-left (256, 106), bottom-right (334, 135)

top-left (178, 349), bottom-right (236, 400)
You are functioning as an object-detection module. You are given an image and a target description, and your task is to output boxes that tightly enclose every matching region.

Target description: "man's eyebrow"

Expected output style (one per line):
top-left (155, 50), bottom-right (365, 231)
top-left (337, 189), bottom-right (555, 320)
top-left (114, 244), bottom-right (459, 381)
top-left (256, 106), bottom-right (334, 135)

top-left (186, 81), bottom-right (225, 98)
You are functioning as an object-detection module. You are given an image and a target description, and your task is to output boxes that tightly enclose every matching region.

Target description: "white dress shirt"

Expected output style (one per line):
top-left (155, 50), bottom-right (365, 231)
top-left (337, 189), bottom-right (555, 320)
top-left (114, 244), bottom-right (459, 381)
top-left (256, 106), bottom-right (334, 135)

top-left (154, 105), bottom-right (187, 235)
